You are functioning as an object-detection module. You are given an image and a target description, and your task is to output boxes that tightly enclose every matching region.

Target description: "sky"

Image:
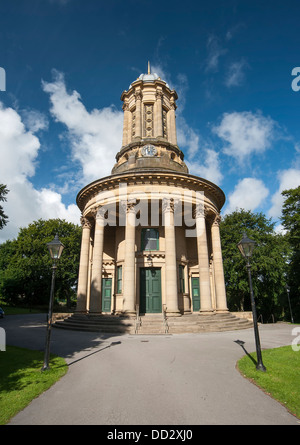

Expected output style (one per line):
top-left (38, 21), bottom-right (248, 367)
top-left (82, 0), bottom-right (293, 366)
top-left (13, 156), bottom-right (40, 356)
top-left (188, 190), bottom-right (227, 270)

top-left (1, 0), bottom-right (300, 242)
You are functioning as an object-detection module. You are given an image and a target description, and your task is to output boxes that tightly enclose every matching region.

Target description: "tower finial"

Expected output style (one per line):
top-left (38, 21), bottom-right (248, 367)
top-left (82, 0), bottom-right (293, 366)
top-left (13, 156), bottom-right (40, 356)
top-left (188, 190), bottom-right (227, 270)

top-left (148, 61), bottom-right (151, 75)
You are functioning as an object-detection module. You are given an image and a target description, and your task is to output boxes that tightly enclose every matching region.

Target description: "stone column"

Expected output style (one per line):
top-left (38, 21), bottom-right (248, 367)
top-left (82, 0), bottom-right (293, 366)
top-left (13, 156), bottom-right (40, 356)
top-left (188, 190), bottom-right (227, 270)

top-left (155, 90), bottom-right (163, 138)
top-left (134, 90), bottom-right (142, 139)
top-left (211, 214), bottom-right (228, 313)
top-left (76, 216), bottom-right (92, 313)
top-left (163, 198), bottom-right (180, 316)
top-left (89, 207), bottom-right (105, 314)
top-left (195, 204), bottom-right (213, 313)
top-left (122, 102), bottom-right (130, 146)
top-left (122, 200), bottom-right (136, 314)
top-left (168, 101), bottom-right (177, 145)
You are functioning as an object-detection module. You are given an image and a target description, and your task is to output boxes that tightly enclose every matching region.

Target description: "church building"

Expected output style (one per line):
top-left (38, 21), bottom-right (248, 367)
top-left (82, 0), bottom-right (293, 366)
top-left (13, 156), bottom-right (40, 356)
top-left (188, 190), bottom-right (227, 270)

top-left (75, 65), bottom-right (229, 320)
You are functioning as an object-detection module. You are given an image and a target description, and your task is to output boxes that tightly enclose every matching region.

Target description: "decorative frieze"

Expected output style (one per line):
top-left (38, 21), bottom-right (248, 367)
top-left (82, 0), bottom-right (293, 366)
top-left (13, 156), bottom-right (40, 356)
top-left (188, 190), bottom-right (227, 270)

top-left (144, 103), bottom-right (154, 137)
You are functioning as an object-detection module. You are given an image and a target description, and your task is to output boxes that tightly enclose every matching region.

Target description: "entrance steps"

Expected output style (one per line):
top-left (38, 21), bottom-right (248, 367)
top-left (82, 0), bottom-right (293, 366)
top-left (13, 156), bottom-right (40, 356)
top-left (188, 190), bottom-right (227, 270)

top-left (53, 312), bottom-right (253, 335)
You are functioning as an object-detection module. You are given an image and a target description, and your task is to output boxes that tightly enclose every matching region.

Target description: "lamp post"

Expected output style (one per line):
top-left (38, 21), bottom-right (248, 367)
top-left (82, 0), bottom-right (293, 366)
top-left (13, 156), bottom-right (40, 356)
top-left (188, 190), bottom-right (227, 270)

top-left (238, 232), bottom-right (266, 372)
top-left (285, 284), bottom-right (294, 324)
top-left (42, 234), bottom-right (64, 372)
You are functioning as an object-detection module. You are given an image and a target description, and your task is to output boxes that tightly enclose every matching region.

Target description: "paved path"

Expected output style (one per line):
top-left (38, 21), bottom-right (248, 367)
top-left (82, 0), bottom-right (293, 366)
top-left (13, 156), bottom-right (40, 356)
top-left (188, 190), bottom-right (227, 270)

top-left (1, 314), bottom-right (300, 425)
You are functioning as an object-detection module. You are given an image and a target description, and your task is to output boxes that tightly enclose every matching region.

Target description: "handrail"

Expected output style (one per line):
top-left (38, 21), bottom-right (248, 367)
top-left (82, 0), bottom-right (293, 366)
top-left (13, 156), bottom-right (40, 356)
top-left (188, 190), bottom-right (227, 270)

top-left (163, 304), bottom-right (169, 334)
top-left (135, 304), bottom-right (141, 334)
top-left (257, 314), bottom-right (263, 324)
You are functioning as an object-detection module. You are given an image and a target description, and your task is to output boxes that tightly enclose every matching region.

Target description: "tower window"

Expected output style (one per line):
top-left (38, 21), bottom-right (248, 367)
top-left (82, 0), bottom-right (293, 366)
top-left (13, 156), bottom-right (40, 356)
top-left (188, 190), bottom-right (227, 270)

top-left (141, 228), bottom-right (159, 251)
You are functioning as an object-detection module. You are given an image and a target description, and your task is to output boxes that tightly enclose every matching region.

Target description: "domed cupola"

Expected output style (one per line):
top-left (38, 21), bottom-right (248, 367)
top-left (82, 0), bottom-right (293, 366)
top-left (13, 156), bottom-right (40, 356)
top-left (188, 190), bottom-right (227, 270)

top-left (112, 62), bottom-right (188, 175)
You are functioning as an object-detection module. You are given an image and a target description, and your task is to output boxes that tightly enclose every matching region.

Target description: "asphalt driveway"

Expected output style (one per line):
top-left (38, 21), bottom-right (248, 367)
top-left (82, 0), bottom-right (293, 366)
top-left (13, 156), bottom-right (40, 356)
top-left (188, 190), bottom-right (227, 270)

top-left (1, 314), bottom-right (299, 425)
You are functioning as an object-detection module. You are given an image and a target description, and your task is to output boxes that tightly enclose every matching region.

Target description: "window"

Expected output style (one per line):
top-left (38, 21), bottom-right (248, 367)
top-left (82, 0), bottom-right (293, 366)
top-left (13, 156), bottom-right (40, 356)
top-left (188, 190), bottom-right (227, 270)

top-left (117, 265), bottom-right (122, 293)
top-left (141, 228), bottom-right (159, 251)
top-left (179, 265), bottom-right (185, 293)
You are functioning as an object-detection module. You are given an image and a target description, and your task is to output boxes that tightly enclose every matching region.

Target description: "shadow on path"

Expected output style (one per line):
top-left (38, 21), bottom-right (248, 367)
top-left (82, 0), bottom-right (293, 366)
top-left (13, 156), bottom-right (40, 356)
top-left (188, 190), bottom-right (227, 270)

top-left (234, 339), bottom-right (258, 366)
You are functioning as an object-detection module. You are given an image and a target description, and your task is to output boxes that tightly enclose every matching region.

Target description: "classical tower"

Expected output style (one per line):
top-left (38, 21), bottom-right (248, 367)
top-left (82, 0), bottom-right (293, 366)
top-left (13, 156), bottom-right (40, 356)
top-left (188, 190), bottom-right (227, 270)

top-left (113, 62), bottom-right (187, 176)
top-left (75, 65), bottom-right (229, 321)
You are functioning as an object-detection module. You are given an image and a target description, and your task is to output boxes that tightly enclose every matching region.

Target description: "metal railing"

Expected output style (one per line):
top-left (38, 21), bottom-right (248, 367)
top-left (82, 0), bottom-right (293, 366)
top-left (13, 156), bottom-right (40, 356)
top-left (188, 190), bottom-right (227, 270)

top-left (135, 305), bottom-right (142, 334)
top-left (163, 304), bottom-right (169, 334)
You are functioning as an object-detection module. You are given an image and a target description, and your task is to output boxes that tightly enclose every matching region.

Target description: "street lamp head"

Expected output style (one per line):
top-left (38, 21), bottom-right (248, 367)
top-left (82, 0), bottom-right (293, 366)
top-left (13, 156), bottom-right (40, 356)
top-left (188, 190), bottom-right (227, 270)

top-left (47, 233), bottom-right (65, 261)
top-left (237, 232), bottom-right (256, 259)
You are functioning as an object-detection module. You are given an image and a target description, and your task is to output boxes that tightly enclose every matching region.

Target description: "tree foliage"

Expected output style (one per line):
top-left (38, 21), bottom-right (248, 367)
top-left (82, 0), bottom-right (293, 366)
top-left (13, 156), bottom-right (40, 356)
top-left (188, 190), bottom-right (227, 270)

top-left (220, 209), bottom-right (291, 321)
top-left (0, 184), bottom-right (9, 230)
top-left (281, 186), bottom-right (300, 322)
top-left (0, 219), bottom-right (82, 307)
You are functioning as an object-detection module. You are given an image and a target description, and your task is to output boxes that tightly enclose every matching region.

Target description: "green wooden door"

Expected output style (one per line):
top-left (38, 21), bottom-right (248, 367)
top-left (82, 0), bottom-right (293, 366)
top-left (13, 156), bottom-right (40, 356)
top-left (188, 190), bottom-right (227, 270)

top-left (102, 278), bottom-right (112, 312)
top-left (192, 277), bottom-right (200, 311)
top-left (140, 268), bottom-right (162, 313)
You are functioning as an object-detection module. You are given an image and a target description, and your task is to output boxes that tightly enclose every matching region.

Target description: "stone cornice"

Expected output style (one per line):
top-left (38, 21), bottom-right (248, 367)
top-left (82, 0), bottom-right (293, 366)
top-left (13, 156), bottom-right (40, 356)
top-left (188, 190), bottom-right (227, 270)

top-left (121, 79), bottom-right (178, 101)
top-left (76, 171), bottom-right (226, 213)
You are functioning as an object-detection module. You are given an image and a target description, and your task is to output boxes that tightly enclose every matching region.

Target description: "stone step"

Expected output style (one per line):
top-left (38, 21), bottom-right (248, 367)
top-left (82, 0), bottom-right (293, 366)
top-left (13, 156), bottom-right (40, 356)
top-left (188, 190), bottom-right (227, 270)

top-left (53, 313), bottom-right (253, 334)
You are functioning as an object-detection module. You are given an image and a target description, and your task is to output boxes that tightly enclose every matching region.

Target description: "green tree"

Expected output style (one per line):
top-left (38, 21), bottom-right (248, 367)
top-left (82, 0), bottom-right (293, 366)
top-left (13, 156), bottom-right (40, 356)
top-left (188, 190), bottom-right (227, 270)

top-left (0, 184), bottom-right (9, 229)
top-left (220, 209), bottom-right (291, 321)
top-left (0, 219), bottom-right (82, 308)
top-left (281, 186), bottom-right (300, 322)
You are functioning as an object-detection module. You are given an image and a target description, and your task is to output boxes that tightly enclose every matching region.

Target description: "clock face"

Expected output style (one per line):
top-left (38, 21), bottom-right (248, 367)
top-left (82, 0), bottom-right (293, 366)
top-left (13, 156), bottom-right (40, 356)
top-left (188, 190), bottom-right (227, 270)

top-left (141, 144), bottom-right (157, 157)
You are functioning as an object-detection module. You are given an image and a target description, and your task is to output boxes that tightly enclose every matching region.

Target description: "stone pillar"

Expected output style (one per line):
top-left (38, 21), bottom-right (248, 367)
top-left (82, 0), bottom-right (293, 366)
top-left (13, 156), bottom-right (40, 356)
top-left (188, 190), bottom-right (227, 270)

top-left (122, 102), bottom-right (130, 146)
top-left (76, 216), bottom-right (92, 313)
top-left (163, 198), bottom-right (180, 316)
top-left (134, 90), bottom-right (142, 139)
top-left (89, 207), bottom-right (105, 314)
top-left (155, 90), bottom-right (163, 138)
top-left (123, 200), bottom-right (136, 314)
top-left (195, 204), bottom-right (213, 313)
top-left (168, 101), bottom-right (177, 145)
top-left (211, 214), bottom-right (228, 313)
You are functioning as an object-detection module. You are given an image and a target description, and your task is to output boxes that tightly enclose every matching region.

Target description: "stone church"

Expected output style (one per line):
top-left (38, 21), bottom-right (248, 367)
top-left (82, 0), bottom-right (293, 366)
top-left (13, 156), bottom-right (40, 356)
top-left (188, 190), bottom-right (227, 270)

top-left (74, 64), bottom-right (230, 323)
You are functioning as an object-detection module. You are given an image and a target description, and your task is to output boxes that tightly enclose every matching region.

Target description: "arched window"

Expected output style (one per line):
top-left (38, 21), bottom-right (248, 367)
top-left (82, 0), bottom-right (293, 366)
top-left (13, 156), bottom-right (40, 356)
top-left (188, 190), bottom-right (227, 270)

top-left (141, 228), bottom-right (159, 251)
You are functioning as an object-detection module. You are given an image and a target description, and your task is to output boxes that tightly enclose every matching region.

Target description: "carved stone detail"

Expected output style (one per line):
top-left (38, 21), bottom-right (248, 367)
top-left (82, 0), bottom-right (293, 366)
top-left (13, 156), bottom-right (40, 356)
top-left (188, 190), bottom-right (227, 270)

top-left (80, 216), bottom-right (92, 229)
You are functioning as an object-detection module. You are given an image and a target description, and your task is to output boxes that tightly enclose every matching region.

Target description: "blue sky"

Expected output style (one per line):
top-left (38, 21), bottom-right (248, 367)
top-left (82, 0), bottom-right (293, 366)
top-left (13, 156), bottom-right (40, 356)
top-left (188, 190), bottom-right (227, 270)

top-left (1, 0), bottom-right (300, 242)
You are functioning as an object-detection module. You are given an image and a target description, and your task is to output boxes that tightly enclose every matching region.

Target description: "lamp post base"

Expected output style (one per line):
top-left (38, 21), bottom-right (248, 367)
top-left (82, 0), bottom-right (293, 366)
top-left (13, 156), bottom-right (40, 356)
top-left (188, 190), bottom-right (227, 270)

top-left (256, 362), bottom-right (266, 372)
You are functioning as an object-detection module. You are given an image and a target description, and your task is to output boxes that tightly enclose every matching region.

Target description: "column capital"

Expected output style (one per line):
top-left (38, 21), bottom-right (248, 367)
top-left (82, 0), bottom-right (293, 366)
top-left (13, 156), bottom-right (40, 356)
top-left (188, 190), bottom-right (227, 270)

top-left (134, 90), bottom-right (143, 101)
top-left (212, 213), bottom-right (222, 226)
top-left (193, 203), bottom-right (209, 219)
top-left (80, 216), bottom-right (92, 229)
top-left (91, 206), bottom-right (106, 221)
top-left (162, 197), bottom-right (179, 214)
top-left (120, 198), bottom-right (137, 214)
top-left (170, 100), bottom-right (177, 111)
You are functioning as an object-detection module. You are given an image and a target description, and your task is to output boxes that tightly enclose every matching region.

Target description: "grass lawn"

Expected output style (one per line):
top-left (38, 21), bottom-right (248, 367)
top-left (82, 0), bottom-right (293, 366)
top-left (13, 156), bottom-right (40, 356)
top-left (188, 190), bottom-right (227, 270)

top-left (0, 345), bottom-right (68, 425)
top-left (237, 345), bottom-right (300, 419)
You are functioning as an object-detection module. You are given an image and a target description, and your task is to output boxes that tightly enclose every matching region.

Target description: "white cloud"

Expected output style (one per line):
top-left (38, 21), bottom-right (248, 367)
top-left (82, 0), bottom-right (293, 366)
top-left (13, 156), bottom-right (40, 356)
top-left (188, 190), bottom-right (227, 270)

top-left (268, 168), bottom-right (300, 218)
top-left (42, 70), bottom-right (123, 184)
top-left (176, 114), bottom-right (223, 185)
top-left (21, 109), bottom-right (49, 133)
top-left (205, 35), bottom-right (227, 72)
top-left (225, 60), bottom-right (248, 87)
top-left (0, 101), bottom-right (80, 243)
top-left (223, 177), bottom-right (269, 215)
top-left (213, 111), bottom-right (276, 164)
top-left (186, 149), bottom-right (223, 185)
top-left (176, 116), bottom-right (200, 159)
